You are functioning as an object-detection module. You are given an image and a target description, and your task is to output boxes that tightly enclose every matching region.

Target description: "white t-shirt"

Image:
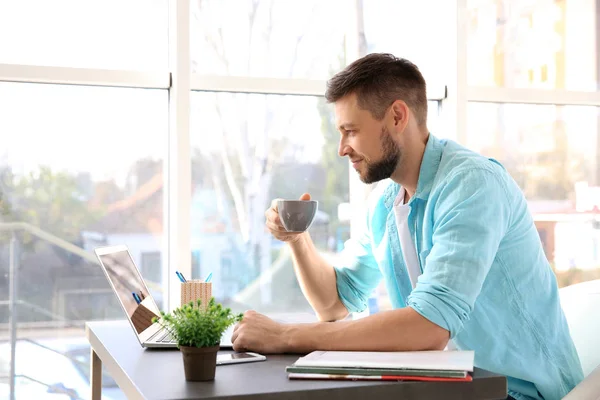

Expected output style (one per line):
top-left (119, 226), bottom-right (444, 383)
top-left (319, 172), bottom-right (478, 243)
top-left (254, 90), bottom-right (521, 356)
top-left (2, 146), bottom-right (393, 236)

top-left (392, 188), bottom-right (421, 289)
top-left (393, 188), bottom-right (457, 350)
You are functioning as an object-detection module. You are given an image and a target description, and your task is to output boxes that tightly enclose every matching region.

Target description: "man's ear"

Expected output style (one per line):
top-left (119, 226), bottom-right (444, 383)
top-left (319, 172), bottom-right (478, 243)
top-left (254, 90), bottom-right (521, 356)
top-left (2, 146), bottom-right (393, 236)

top-left (390, 100), bottom-right (410, 132)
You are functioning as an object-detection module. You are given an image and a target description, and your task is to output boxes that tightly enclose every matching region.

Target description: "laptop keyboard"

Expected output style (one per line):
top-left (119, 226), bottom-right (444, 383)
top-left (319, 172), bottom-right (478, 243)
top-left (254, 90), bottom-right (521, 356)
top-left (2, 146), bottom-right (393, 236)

top-left (150, 329), bottom-right (177, 343)
top-left (150, 327), bottom-right (234, 345)
top-left (159, 331), bottom-right (176, 343)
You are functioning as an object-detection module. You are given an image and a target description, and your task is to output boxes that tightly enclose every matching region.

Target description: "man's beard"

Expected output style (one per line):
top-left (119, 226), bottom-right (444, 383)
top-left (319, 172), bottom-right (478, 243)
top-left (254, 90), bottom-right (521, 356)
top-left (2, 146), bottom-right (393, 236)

top-left (360, 126), bottom-right (401, 184)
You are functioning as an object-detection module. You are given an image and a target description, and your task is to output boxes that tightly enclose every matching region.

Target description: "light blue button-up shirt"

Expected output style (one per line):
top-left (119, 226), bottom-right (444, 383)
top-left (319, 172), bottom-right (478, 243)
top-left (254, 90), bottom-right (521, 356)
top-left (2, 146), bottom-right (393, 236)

top-left (334, 134), bottom-right (583, 399)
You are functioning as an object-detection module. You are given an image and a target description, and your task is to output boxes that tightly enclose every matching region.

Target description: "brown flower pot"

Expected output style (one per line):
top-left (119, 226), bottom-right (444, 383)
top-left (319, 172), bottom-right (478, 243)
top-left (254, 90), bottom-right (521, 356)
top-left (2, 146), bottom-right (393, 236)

top-left (180, 344), bottom-right (220, 381)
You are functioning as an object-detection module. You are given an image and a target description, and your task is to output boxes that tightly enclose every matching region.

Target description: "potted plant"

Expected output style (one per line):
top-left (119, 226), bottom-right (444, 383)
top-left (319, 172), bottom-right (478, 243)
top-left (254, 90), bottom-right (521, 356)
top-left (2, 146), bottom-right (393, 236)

top-left (153, 297), bottom-right (243, 381)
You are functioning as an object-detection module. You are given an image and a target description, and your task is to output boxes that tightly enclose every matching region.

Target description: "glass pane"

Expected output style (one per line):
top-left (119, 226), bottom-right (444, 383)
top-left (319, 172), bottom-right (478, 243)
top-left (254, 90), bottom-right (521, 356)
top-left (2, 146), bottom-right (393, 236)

top-left (190, 92), bottom-right (349, 316)
top-left (190, 0), bottom-right (346, 79)
top-left (427, 100), bottom-right (444, 139)
top-left (467, 0), bottom-right (598, 90)
top-left (467, 102), bottom-right (600, 287)
top-left (0, 82), bottom-right (167, 399)
top-left (364, 0), bottom-right (456, 86)
top-left (0, 0), bottom-right (168, 70)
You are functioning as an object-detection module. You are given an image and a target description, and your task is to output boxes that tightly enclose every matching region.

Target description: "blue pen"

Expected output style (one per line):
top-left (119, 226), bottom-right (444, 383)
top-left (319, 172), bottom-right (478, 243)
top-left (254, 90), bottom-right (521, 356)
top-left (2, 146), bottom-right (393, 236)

top-left (132, 292), bottom-right (141, 304)
top-left (204, 272), bottom-right (212, 283)
top-left (176, 271), bottom-right (187, 283)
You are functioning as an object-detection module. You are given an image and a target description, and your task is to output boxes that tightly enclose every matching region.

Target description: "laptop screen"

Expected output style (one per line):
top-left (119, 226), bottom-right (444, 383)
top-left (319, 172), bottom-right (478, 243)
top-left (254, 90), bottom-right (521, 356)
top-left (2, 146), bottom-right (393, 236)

top-left (97, 249), bottom-right (161, 336)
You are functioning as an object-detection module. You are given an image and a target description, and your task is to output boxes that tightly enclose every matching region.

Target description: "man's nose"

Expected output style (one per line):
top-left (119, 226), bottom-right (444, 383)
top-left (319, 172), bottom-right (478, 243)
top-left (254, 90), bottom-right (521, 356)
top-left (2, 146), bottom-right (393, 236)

top-left (338, 139), bottom-right (350, 157)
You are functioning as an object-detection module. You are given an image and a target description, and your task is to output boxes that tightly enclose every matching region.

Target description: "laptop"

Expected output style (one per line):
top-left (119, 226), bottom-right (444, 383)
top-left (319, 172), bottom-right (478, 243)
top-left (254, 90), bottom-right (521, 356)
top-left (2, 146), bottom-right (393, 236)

top-left (94, 245), bottom-right (234, 349)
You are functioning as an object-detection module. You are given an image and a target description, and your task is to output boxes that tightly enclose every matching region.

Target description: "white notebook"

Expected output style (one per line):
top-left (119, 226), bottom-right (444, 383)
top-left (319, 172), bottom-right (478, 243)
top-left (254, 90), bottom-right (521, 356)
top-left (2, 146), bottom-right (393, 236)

top-left (294, 350), bottom-right (474, 372)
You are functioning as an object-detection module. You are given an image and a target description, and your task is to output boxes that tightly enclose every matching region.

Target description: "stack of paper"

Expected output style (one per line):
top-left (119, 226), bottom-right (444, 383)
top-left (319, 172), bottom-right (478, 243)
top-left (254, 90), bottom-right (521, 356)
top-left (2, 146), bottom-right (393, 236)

top-left (286, 350), bottom-right (475, 382)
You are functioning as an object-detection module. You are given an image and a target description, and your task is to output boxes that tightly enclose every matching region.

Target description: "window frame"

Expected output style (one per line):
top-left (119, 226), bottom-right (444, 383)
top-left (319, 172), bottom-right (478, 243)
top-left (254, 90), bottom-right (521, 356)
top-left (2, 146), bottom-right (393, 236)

top-left (461, 0), bottom-right (600, 108)
top-left (0, 0), bottom-right (449, 311)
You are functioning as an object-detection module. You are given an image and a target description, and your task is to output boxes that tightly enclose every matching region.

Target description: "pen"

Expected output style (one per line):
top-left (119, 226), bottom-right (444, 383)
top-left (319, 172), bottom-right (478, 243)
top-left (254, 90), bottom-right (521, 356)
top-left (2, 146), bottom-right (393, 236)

top-left (204, 272), bottom-right (212, 283)
top-left (176, 271), bottom-right (187, 283)
top-left (132, 292), bottom-right (141, 304)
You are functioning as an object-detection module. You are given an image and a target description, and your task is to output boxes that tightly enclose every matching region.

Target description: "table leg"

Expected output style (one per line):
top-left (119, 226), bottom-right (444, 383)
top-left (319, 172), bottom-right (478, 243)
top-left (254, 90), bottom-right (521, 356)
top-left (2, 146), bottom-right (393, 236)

top-left (91, 347), bottom-right (102, 400)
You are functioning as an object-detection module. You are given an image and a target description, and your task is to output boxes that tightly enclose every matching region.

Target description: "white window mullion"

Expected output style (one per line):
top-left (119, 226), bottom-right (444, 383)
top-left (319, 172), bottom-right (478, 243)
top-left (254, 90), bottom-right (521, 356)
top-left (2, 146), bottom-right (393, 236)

top-left (191, 75), bottom-right (447, 101)
top-left (455, 0), bottom-right (468, 144)
top-left (0, 64), bottom-right (169, 89)
top-left (440, 0), bottom-right (467, 145)
top-left (166, 0), bottom-right (191, 312)
top-left (467, 87), bottom-right (600, 107)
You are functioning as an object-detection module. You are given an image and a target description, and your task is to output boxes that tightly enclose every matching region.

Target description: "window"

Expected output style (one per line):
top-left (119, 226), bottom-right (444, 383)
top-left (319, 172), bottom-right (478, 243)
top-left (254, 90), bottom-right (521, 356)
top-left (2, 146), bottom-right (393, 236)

top-left (190, 92), bottom-right (348, 312)
top-left (364, 0), bottom-right (455, 90)
top-left (61, 290), bottom-right (121, 321)
top-left (192, 250), bottom-right (202, 278)
top-left (190, 0), bottom-right (346, 79)
top-left (0, 83), bottom-right (166, 397)
top-left (141, 252), bottom-right (162, 284)
top-left (466, 0), bottom-right (600, 288)
top-left (427, 100), bottom-right (444, 137)
top-left (1, 2), bottom-right (458, 397)
top-left (0, 0), bottom-right (168, 70)
top-left (0, 84), bottom-right (167, 317)
top-left (467, 0), bottom-right (598, 91)
top-left (467, 103), bottom-right (598, 201)
top-left (467, 102), bottom-right (600, 285)
top-left (221, 254), bottom-right (233, 278)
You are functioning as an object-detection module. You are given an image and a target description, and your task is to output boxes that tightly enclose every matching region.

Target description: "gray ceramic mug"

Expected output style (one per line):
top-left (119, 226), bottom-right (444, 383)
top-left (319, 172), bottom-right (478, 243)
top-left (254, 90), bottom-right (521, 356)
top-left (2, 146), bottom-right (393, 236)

top-left (277, 200), bottom-right (318, 232)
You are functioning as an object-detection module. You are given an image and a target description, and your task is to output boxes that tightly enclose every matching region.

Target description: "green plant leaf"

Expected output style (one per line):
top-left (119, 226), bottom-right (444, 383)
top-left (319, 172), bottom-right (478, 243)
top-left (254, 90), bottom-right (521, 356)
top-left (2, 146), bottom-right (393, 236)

top-left (154, 297), bottom-right (243, 348)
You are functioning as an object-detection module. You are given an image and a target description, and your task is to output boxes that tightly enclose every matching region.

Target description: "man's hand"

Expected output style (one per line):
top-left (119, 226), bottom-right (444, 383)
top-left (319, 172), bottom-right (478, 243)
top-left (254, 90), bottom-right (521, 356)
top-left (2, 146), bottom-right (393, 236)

top-left (265, 193), bottom-right (311, 243)
top-left (231, 308), bottom-right (449, 354)
top-left (231, 310), bottom-right (290, 354)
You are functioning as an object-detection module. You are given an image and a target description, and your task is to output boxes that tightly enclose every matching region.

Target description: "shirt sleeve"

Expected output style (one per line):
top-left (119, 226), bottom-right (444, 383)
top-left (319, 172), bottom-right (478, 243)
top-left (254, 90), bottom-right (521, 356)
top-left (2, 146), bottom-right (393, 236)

top-left (333, 211), bottom-right (382, 314)
top-left (407, 168), bottom-right (512, 338)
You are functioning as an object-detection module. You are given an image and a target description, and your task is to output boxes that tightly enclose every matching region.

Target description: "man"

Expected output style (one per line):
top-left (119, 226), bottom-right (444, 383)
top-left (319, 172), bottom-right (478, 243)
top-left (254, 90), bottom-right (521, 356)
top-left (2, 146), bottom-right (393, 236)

top-left (231, 53), bottom-right (583, 400)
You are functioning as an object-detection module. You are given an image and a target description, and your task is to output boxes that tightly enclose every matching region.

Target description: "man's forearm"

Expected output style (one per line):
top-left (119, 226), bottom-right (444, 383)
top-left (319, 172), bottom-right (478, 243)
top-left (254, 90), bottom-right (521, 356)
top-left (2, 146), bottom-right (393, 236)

top-left (284, 307), bottom-right (450, 353)
top-left (288, 233), bottom-right (348, 322)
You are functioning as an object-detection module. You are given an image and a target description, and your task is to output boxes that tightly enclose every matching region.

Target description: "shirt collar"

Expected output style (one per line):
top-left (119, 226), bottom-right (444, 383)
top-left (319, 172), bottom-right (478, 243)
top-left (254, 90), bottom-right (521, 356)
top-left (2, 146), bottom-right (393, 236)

top-left (382, 133), bottom-right (444, 209)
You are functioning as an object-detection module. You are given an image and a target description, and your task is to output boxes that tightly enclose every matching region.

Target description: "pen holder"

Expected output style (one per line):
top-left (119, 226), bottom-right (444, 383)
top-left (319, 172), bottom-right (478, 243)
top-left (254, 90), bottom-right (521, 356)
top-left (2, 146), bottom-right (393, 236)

top-left (180, 281), bottom-right (212, 310)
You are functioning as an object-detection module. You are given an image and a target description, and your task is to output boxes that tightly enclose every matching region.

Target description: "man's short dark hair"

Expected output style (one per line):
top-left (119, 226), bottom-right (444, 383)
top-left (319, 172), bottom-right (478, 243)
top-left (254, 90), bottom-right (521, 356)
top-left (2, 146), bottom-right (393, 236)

top-left (325, 53), bottom-right (428, 126)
